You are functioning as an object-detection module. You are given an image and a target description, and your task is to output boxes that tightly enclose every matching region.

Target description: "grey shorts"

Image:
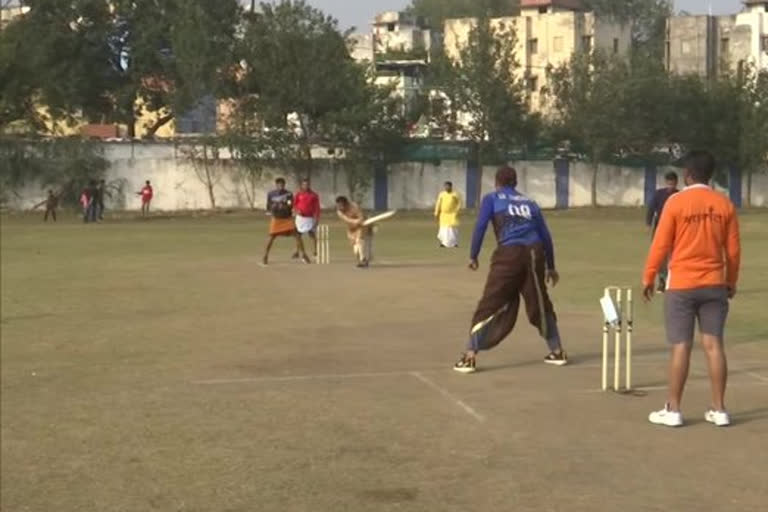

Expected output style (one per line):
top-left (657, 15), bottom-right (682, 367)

top-left (664, 286), bottom-right (729, 344)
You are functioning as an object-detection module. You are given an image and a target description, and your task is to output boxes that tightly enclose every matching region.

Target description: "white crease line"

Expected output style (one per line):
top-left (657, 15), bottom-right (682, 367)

top-left (410, 371), bottom-right (485, 423)
top-left (193, 370), bottom-right (415, 385)
top-left (745, 371), bottom-right (768, 383)
top-left (575, 380), bottom-right (768, 394)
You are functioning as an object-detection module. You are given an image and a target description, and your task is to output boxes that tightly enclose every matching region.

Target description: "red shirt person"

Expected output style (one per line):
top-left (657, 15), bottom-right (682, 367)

top-left (139, 180), bottom-right (153, 217)
top-left (293, 178), bottom-right (321, 257)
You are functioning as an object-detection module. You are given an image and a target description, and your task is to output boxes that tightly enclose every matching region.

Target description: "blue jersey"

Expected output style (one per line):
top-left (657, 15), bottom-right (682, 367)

top-left (469, 187), bottom-right (556, 269)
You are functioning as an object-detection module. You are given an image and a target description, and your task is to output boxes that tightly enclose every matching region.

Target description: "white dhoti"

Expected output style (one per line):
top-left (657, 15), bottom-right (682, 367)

top-left (295, 215), bottom-right (316, 234)
top-left (437, 226), bottom-right (459, 248)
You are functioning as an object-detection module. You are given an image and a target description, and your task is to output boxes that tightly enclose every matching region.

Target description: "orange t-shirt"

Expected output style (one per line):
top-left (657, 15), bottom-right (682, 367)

top-left (643, 184), bottom-right (740, 291)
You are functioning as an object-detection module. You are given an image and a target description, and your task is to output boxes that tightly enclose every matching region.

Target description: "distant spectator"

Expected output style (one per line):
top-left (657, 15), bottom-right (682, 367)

top-left (138, 180), bottom-right (153, 217)
top-left (646, 171), bottom-right (679, 291)
top-left (83, 180), bottom-right (99, 223)
top-left (40, 190), bottom-right (59, 223)
top-left (96, 179), bottom-right (107, 221)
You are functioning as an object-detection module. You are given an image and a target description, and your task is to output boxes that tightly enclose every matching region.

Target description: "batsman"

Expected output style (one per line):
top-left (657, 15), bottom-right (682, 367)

top-left (454, 166), bottom-right (568, 373)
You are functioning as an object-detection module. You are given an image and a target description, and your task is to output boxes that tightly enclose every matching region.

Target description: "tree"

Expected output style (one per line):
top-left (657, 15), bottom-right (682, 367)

top-left (548, 51), bottom-right (632, 206)
top-left (438, 17), bottom-right (531, 163)
top-left (0, 136), bottom-right (109, 207)
top-left (739, 69), bottom-right (768, 207)
top-left (238, 0), bottom-right (369, 179)
top-left (585, 0), bottom-right (672, 55)
top-left (1, 0), bottom-right (239, 137)
top-left (180, 137), bottom-right (225, 209)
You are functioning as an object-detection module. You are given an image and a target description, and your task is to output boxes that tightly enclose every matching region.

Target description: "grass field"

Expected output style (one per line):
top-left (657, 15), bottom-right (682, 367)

top-left (2, 208), bottom-right (767, 512)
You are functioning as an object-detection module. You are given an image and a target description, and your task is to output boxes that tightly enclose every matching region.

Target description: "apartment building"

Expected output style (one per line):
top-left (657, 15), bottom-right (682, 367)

top-left (667, 1), bottom-right (768, 78)
top-left (444, 0), bottom-right (631, 112)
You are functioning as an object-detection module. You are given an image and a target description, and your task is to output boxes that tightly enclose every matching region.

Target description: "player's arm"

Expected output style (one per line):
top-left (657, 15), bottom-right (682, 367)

top-left (725, 207), bottom-right (741, 296)
top-left (434, 194), bottom-right (442, 217)
top-left (643, 202), bottom-right (676, 298)
top-left (469, 195), bottom-right (494, 267)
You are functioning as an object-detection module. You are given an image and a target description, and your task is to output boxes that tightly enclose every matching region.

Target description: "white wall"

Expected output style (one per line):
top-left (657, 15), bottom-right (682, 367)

top-left (479, 162), bottom-right (557, 208)
top-left (388, 160), bottom-right (466, 209)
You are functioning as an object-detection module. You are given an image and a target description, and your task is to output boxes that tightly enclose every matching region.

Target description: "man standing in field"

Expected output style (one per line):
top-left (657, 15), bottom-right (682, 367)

top-left (434, 181), bottom-right (461, 248)
top-left (453, 167), bottom-right (568, 373)
top-left (335, 196), bottom-right (373, 268)
top-left (293, 178), bottom-right (321, 260)
top-left (643, 151), bottom-right (740, 428)
top-left (646, 171), bottom-right (679, 291)
top-left (263, 178), bottom-right (309, 265)
top-left (139, 180), bottom-right (153, 217)
top-left (39, 190), bottom-right (58, 222)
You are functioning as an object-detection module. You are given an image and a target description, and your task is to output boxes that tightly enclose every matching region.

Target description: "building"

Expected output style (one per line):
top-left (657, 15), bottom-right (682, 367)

top-left (444, 0), bottom-right (631, 113)
top-left (348, 12), bottom-right (435, 116)
top-left (0, 0), bottom-right (28, 30)
top-left (666, 1), bottom-right (768, 79)
top-left (372, 11), bottom-right (433, 59)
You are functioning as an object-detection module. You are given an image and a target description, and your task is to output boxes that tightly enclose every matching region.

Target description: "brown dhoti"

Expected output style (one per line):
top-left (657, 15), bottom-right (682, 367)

top-left (468, 244), bottom-right (558, 352)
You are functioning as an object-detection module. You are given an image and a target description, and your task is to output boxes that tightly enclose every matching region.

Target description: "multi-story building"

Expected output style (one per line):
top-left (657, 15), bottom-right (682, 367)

top-left (1, 0), bottom-right (28, 30)
top-left (666, 1), bottom-right (768, 79)
top-left (348, 11), bottom-right (434, 116)
top-left (444, 0), bottom-right (631, 113)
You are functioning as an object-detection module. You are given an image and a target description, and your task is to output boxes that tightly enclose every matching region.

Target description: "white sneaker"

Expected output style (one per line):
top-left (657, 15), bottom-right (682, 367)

top-left (705, 409), bottom-right (731, 427)
top-left (648, 405), bottom-right (684, 427)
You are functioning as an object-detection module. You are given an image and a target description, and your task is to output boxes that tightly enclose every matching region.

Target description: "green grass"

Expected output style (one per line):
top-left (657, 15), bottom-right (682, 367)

top-left (1, 208), bottom-right (767, 511)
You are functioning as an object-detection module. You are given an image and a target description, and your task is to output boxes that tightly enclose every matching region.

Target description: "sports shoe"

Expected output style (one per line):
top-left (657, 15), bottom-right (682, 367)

top-left (648, 405), bottom-right (684, 427)
top-left (453, 354), bottom-right (476, 374)
top-left (544, 351), bottom-right (568, 366)
top-left (705, 409), bottom-right (731, 427)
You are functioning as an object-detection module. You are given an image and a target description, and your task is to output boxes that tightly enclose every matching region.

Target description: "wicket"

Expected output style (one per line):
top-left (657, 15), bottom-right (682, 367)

top-left (600, 286), bottom-right (634, 392)
top-left (317, 225), bottom-right (330, 265)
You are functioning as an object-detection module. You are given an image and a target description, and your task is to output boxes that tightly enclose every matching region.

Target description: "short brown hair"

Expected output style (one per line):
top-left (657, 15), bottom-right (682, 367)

top-left (684, 150), bottom-right (716, 184)
top-left (496, 166), bottom-right (518, 188)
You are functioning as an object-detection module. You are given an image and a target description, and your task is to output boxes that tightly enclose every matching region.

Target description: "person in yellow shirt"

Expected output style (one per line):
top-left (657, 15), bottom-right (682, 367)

top-left (434, 181), bottom-right (462, 248)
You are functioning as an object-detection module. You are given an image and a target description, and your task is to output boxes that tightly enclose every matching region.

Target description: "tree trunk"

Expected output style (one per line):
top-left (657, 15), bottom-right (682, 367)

top-left (745, 168), bottom-right (752, 208)
top-left (590, 160), bottom-right (599, 208)
top-left (207, 179), bottom-right (217, 209)
top-left (145, 114), bottom-right (174, 138)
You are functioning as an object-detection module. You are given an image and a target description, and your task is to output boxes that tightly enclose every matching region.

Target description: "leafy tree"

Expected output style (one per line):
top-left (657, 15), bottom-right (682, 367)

top-left (585, 0), bottom-right (672, 57)
top-left (438, 17), bottom-right (531, 164)
top-left (1, 0), bottom-right (239, 137)
top-left (238, 0), bottom-right (367, 179)
top-left (179, 137), bottom-right (226, 209)
top-left (0, 136), bottom-right (109, 207)
top-left (548, 51), bottom-right (631, 206)
top-left (738, 69), bottom-right (768, 206)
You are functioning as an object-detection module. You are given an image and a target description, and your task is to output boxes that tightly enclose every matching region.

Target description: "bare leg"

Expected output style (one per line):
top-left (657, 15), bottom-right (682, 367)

top-left (263, 235), bottom-right (277, 265)
top-left (308, 231), bottom-right (318, 256)
top-left (295, 234), bottom-right (310, 263)
top-left (666, 342), bottom-right (693, 411)
top-left (700, 334), bottom-right (727, 411)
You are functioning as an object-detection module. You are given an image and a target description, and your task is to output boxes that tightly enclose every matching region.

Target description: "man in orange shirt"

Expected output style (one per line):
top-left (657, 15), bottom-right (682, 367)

top-left (642, 150), bottom-right (740, 428)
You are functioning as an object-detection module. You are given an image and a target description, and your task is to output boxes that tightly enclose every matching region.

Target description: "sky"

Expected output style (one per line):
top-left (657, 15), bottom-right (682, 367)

top-left (297, 0), bottom-right (746, 30)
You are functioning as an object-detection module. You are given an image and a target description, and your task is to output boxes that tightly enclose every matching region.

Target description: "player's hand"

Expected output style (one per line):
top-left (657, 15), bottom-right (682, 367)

top-left (468, 259), bottom-right (479, 271)
top-left (727, 285), bottom-right (737, 299)
top-left (643, 283), bottom-right (655, 302)
top-left (546, 269), bottom-right (559, 287)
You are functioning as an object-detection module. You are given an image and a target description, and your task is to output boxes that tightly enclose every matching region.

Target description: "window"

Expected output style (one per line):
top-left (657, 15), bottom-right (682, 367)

top-left (527, 75), bottom-right (539, 92)
top-left (721, 38), bottom-right (730, 55)
top-left (613, 38), bottom-right (620, 54)
top-left (762, 35), bottom-right (768, 52)
top-left (539, 6), bottom-right (548, 14)
top-left (582, 36), bottom-right (592, 51)
top-left (528, 38), bottom-right (538, 55)
top-left (553, 36), bottom-right (564, 52)
top-left (387, 22), bottom-right (396, 32)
